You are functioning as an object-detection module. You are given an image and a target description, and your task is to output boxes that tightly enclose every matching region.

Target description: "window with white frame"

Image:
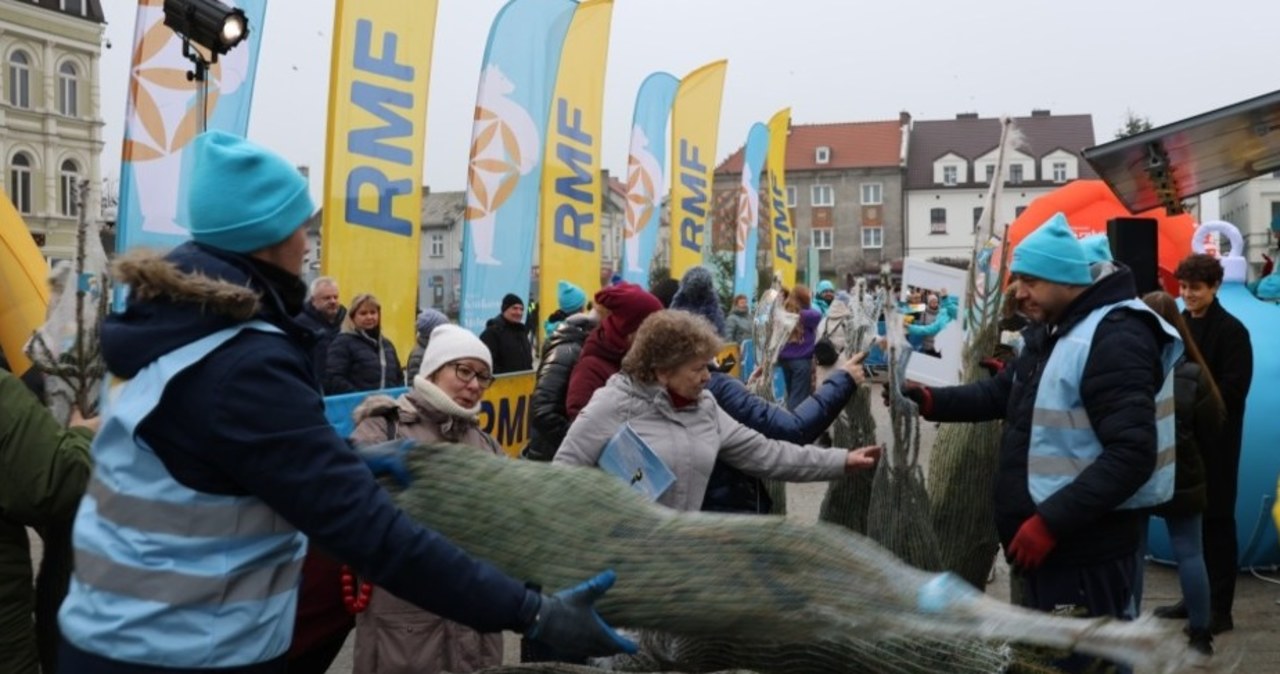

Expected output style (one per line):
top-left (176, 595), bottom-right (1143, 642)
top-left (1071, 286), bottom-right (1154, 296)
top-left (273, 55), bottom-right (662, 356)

top-left (860, 182), bottom-right (882, 205)
top-left (942, 165), bottom-right (957, 186)
top-left (861, 226), bottom-right (883, 249)
top-left (58, 62), bottom-right (78, 116)
top-left (1052, 161), bottom-right (1067, 183)
top-left (811, 184), bottom-right (834, 207)
top-left (985, 164), bottom-right (995, 183)
top-left (60, 159), bottom-right (80, 217)
top-left (8, 50), bottom-right (31, 108)
top-left (930, 207), bottom-right (947, 234)
top-left (428, 233), bottom-right (445, 258)
top-left (9, 153), bottom-right (32, 214)
top-left (1009, 164), bottom-right (1024, 184)
top-left (811, 228), bottom-right (832, 250)
top-left (815, 146), bottom-right (830, 164)
top-left (786, 185), bottom-right (796, 207)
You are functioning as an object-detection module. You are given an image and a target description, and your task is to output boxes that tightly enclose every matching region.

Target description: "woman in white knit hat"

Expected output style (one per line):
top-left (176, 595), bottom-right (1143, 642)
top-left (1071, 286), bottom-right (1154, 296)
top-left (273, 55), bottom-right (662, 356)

top-left (347, 324), bottom-right (504, 674)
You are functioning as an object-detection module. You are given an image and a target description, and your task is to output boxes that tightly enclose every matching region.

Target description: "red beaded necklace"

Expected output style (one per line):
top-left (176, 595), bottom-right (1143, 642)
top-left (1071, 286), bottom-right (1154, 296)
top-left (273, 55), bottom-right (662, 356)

top-left (340, 565), bottom-right (373, 614)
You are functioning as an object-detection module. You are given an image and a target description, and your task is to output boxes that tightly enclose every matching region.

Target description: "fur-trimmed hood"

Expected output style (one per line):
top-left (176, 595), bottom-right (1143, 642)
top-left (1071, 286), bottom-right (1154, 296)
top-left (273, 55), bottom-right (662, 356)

top-left (102, 242), bottom-right (314, 378)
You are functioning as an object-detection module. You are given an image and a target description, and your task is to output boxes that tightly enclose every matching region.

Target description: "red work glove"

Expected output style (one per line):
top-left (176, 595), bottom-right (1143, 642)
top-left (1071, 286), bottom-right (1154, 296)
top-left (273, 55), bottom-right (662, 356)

top-left (979, 357), bottom-right (1005, 377)
top-left (1008, 514), bottom-right (1056, 570)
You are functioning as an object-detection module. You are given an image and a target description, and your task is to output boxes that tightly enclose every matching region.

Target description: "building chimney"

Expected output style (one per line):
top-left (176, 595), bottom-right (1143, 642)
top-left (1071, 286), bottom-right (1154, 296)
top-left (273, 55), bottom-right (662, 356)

top-left (1031, 109), bottom-right (1051, 117)
top-left (956, 112), bottom-right (979, 120)
top-left (899, 110), bottom-right (912, 127)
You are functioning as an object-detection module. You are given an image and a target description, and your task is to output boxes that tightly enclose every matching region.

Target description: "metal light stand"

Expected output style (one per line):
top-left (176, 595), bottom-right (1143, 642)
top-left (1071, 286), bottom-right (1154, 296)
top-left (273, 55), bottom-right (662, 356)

top-left (180, 36), bottom-right (216, 132)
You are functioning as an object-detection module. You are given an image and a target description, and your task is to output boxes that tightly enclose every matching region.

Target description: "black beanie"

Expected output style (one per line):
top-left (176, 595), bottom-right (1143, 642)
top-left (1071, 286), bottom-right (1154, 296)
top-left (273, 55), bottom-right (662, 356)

top-left (501, 293), bottom-right (524, 312)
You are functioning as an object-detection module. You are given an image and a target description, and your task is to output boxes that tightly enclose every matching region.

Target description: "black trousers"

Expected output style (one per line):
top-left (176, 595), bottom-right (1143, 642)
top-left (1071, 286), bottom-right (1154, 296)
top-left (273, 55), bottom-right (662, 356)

top-left (1203, 436), bottom-right (1241, 620)
top-left (1022, 555), bottom-right (1135, 674)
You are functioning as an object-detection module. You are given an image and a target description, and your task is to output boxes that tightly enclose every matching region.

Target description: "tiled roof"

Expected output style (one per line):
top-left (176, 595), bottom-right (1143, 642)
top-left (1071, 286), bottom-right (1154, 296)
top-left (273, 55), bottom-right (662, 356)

top-left (905, 113), bottom-right (1097, 189)
top-left (717, 120), bottom-right (904, 175)
top-left (421, 189), bottom-right (466, 227)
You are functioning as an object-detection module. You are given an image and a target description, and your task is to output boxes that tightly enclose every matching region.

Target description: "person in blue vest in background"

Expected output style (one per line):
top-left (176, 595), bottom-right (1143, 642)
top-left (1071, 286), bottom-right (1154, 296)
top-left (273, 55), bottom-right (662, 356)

top-left (893, 213), bottom-right (1182, 672)
top-left (56, 131), bottom-right (634, 674)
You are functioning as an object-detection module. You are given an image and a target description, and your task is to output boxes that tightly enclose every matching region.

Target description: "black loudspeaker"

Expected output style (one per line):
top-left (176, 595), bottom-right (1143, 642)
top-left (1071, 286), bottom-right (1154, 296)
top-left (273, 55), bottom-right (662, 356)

top-left (1107, 217), bottom-right (1159, 295)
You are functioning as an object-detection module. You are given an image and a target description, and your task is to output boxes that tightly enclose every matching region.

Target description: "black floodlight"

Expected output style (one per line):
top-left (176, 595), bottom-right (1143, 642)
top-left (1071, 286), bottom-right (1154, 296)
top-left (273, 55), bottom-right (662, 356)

top-left (1082, 89), bottom-right (1280, 215)
top-left (163, 0), bottom-right (249, 60)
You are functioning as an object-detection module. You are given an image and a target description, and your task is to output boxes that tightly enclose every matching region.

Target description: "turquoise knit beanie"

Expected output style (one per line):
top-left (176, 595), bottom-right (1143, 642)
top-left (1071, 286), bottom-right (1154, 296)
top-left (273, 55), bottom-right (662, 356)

top-left (185, 131), bottom-right (315, 253)
top-left (1010, 212), bottom-right (1092, 285)
top-left (1080, 234), bottom-right (1113, 265)
top-left (557, 281), bottom-right (586, 313)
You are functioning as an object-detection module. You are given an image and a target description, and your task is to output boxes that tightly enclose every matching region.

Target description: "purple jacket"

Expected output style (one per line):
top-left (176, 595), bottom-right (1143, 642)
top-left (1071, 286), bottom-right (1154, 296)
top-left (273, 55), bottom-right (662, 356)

top-left (778, 308), bottom-right (822, 360)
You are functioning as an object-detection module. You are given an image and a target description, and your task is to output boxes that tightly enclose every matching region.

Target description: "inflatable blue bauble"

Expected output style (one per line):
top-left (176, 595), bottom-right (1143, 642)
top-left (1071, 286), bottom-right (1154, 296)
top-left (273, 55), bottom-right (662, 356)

top-left (1149, 222), bottom-right (1280, 569)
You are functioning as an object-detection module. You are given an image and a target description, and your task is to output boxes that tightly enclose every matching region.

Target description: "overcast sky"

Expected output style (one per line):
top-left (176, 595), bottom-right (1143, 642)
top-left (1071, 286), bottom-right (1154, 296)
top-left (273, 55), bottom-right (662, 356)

top-left (97, 0), bottom-right (1279, 211)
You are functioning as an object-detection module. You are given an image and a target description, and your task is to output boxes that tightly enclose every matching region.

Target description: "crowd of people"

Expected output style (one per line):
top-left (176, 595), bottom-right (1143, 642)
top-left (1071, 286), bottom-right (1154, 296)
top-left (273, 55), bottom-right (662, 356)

top-left (0, 130), bottom-right (1263, 674)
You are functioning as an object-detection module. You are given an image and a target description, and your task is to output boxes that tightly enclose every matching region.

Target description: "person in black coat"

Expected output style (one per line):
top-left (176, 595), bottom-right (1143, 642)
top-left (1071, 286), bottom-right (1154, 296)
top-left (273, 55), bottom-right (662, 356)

top-left (325, 293), bottom-right (403, 394)
top-left (900, 217), bottom-right (1176, 673)
top-left (294, 276), bottom-right (346, 388)
top-left (1158, 253), bottom-right (1254, 634)
top-left (480, 294), bottom-right (534, 374)
top-left (523, 312), bottom-right (598, 462)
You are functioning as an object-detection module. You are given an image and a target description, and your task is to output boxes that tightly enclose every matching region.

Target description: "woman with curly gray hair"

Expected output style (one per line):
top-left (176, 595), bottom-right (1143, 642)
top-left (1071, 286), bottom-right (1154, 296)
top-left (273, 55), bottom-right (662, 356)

top-left (554, 310), bottom-right (881, 511)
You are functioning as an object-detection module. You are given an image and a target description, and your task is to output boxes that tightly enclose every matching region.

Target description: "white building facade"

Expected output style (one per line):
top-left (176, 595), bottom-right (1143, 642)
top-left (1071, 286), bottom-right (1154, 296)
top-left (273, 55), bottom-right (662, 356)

top-left (1217, 172), bottom-right (1280, 275)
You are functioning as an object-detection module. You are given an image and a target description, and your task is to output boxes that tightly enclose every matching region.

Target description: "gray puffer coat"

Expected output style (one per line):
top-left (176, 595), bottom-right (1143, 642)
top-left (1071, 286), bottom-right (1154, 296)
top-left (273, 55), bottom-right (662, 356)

top-left (554, 373), bottom-right (846, 511)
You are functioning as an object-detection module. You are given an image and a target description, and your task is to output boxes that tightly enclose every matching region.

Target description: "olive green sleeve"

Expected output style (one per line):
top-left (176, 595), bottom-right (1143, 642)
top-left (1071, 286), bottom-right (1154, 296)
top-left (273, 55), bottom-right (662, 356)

top-left (0, 372), bottom-right (93, 525)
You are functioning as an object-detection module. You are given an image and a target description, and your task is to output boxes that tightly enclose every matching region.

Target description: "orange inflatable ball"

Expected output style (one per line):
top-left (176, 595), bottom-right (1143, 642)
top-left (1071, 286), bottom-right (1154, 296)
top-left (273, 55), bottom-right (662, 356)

top-left (1005, 180), bottom-right (1196, 294)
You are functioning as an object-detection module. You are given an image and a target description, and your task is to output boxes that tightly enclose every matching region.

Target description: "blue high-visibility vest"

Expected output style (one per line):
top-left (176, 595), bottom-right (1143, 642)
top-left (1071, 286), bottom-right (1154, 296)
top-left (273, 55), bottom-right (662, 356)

top-left (59, 321), bottom-right (308, 668)
top-left (1027, 299), bottom-right (1183, 510)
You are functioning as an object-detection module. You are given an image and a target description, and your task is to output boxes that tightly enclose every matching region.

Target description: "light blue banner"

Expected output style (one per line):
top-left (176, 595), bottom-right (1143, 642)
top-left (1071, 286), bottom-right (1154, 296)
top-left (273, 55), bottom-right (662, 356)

top-left (459, 0), bottom-right (576, 334)
top-left (733, 123), bottom-right (769, 301)
top-left (115, 0), bottom-right (268, 253)
top-left (620, 72), bottom-right (679, 288)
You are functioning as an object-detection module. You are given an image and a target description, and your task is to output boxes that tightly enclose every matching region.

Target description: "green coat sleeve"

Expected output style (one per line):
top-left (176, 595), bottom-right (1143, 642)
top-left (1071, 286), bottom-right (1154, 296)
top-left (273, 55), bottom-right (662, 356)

top-left (0, 372), bottom-right (92, 526)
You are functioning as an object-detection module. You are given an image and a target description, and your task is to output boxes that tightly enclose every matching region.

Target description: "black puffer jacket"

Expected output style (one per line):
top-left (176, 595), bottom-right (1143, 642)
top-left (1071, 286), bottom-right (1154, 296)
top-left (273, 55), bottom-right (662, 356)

top-left (479, 316), bottom-right (533, 374)
top-left (295, 303), bottom-right (346, 387)
top-left (523, 314), bottom-right (598, 461)
top-left (1153, 360), bottom-right (1224, 518)
top-left (925, 266), bottom-right (1174, 565)
top-left (325, 329), bottom-right (402, 394)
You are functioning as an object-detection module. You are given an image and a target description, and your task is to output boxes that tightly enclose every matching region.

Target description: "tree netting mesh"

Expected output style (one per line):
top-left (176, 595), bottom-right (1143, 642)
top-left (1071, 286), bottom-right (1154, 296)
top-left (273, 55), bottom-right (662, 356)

top-left (749, 287), bottom-right (796, 516)
top-left (395, 444), bottom-right (1191, 674)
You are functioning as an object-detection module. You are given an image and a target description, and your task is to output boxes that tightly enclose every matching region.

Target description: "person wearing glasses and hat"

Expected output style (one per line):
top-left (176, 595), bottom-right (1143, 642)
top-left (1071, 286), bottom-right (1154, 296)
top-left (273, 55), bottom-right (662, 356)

top-left (348, 323), bottom-right (512, 672)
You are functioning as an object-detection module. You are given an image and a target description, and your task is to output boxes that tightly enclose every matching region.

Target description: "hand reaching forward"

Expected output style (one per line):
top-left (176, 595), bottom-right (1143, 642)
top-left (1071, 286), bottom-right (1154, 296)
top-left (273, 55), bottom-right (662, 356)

top-left (844, 445), bottom-right (882, 473)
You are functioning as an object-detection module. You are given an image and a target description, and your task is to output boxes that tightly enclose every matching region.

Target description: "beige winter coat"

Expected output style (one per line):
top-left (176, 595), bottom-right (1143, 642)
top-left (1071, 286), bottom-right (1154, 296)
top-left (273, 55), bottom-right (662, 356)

top-left (349, 385), bottom-right (503, 674)
top-left (554, 373), bottom-right (847, 511)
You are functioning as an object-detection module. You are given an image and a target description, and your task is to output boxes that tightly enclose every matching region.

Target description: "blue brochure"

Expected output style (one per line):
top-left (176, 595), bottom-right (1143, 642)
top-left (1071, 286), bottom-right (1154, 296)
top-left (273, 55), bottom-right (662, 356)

top-left (599, 424), bottom-right (675, 502)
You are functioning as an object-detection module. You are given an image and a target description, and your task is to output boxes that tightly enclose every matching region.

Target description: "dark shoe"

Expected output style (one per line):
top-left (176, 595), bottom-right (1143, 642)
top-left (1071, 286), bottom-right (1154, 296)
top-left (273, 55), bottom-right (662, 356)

top-left (1187, 628), bottom-right (1214, 656)
top-left (1153, 600), bottom-right (1188, 619)
top-left (1208, 613), bottom-right (1234, 635)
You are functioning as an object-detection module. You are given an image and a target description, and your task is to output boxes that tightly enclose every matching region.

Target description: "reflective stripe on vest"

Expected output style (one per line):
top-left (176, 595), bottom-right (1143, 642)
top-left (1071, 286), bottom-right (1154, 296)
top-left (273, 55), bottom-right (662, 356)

top-left (1027, 299), bottom-right (1183, 510)
top-left (59, 321), bottom-right (308, 668)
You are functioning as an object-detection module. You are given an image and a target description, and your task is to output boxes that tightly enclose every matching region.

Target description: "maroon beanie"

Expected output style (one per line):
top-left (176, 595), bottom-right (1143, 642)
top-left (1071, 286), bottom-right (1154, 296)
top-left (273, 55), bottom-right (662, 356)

top-left (595, 282), bottom-right (662, 345)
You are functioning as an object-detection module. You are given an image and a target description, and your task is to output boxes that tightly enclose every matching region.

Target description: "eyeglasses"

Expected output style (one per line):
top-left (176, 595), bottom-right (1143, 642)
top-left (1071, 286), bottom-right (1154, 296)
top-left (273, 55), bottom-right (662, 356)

top-left (451, 362), bottom-right (495, 389)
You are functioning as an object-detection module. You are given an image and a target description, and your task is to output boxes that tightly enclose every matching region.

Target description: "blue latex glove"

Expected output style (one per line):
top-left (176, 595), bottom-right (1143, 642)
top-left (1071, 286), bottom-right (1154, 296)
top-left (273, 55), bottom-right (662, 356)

top-left (526, 570), bottom-right (637, 658)
top-left (356, 438), bottom-right (415, 487)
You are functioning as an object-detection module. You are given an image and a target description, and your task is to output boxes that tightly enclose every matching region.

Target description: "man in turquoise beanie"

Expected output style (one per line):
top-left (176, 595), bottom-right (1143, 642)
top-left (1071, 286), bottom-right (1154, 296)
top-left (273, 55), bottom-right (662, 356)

top-left (57, 131), bottom-right (633, 673)
top-left (893, 211), bottom-right (1183, 670)
top-left (544, 280), bottom-right (587, 339)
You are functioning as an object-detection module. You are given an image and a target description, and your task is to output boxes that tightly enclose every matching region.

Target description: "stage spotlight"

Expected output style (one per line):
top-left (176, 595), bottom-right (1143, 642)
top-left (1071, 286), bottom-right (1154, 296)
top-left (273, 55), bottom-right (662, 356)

top-left (163, 0), bottom-right (249, 60)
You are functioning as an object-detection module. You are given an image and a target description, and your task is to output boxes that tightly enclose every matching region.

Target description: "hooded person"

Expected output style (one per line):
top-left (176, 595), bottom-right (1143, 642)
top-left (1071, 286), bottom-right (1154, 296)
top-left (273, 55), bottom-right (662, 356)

top-left (56, 131), bottom-right (632, 674)
top-left (897, 211), bottom-right (1181, 673)
top-left (480, 294), bottom-right (534, 374)
top-left (544, 281), bottom-right (588, 340)
top-left (405, 308), bottom-right (451, 383)
top-left (672, 278), bottom-right (868, 514)
top-left (670, 266), bottom-right (726, 337)
top-left (564, 283), bottom-right (663, 420)
top-left (814, 280), bottom-right (836, 315)
top-left (348, 325), bottom-right (510, 673)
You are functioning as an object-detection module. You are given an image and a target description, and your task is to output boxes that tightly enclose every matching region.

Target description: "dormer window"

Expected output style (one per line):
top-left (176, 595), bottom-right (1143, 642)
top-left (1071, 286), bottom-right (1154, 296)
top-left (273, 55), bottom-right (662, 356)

top-left (815, 146), bottom-right (830, 164)
top-left (942, 165), bottom-right (957, 186)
